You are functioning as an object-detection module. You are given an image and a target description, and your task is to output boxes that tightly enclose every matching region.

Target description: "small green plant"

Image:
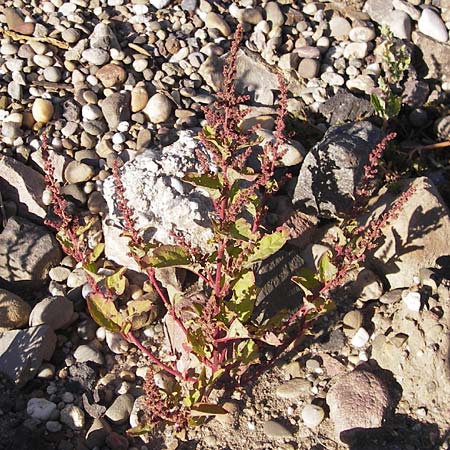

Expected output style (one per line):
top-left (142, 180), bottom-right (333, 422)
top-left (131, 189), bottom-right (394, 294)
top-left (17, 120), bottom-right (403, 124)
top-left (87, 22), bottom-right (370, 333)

top-left (42, 24), bottom-right (416, 437)
top-left (370, 25), bottom-right (411, 122)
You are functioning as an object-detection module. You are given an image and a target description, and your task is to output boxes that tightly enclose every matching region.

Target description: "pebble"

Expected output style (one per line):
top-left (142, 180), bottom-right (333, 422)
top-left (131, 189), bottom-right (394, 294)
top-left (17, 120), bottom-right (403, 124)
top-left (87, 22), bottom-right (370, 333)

top-left (349, 26), bottom-right (376, 42)
top-left (64, 161), bottom-right (95, 183)
top-left (105, 331), bottom-right (130, 354)
top-left (402, 290), bottom-right (421, 312)
top-left (205, 12), bottom-right (231, 36)
top-left (27, 398), bottom-right (57, 421)
top-left (301, 404), bottom-right (325, 428)
top-left (105, 394), bottom-right (134, 424)
top-left (329, 17), bottom-right (351, 40)
top-left (29, 295), bottom-right (74, 331)
top-left (143, 93), bottom-right (172, 124)
top-left (343, 310), bottom-right (363, 330)
top-left (298, 58), bottom-right (320, 79)
top-left (418, 9), bottom-right (449, 43)
top-left (263, 419), bottom-right (293, 438)
top-left (32, 98), bottom-right (54, 124)
top-left (60, 404), bottom-right (85, 430)
top-left (46, 421), bottom-right (62, 432)
top-left (343, 42), bottom-right (369, 60)
top-left (0, 289), bottom-right (31, 331)
top-left (96, 64), bottom-right (127, 88)
top-left (350, 327), bottom-right (370, 347)
top-left (73, 344), bottom-right (104, 364)
top-left (82, 48), bottom-right (110, 65)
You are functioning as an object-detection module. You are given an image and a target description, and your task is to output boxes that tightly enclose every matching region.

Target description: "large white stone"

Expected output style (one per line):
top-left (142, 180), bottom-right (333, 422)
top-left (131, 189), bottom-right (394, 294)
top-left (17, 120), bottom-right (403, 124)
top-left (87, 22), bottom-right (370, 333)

top-left (102, 131), bottom-right (214, 268)
top-left (418, 8), bottom-right (449, 43)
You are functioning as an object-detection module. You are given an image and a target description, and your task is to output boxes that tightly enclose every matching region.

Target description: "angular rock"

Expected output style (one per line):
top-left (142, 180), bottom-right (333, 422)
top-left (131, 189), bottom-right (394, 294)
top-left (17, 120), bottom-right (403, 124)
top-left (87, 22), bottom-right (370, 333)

top-left (101, 92), bottom-right (130, 131)
top-left (319, 90), bottom-right (374, 125)
top-left (29, 295), bottom-right (74, 331)
top-left (0, 217), bottom-right (61, 291)
top-left (292, 121), bottom-right (383, 217)
top-left (85, 417), bottom-right (112, 449)
top-left (0, 324), bottom-right (57, 385)
top-left (199, 49), bottom-right (279, 106)
top-left (27, 398), bottom-right (57, 421)
top-left (0, 289), bottom-right (31, 331)
top-left (326, 369), bottom-right (393, 442)
top-left (105, 394), bottom-right (134, 425)
top-left (89, 22), bottom-right (120, 51)
top-left (102, 130), bottom-right (214, 265)
top-left (0, 156), bottom-right (46, 220)
top-left (365, 177), bottom-right (450, 289)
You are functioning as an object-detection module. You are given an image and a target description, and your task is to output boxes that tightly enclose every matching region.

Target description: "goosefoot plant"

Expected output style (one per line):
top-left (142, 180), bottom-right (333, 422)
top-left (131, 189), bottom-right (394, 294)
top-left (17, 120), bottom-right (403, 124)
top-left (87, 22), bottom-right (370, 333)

top-left (42, 24), bottom-right (416, 435)
top-left (370, 25), bottom-right (411, 123)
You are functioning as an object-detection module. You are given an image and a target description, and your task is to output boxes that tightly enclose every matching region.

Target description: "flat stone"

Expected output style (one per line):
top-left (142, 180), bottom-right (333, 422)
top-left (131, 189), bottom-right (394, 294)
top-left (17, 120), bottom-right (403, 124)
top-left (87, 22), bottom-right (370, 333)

top-left (0, 324), bottom-right (56, 385)
top-left (367, 177), bottom-right (450, 289)
top-left (4, 7), bottom-right (35, 35)
top-left (0, 156), bottom-right (47, 220)
top-left (0, 217), bottom-right (61, 291)
top-left (64, 160), bottom-right (95, 183)
top-left (29, 296), bottom-right (74, 331)
top-left (326, 369), bottom-right (393, 442)
top-left (276, 378), bottom-right (311, 399)
top-left (105, 394), bottom-right (134, 425)
top-left (263, 419), bottom-right (293, 438)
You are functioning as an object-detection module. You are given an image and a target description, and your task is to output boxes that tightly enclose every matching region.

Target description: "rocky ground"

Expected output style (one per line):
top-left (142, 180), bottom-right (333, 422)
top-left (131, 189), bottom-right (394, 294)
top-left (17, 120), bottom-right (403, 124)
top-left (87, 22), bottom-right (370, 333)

top-left (1, 0), bottom-right (450, 449)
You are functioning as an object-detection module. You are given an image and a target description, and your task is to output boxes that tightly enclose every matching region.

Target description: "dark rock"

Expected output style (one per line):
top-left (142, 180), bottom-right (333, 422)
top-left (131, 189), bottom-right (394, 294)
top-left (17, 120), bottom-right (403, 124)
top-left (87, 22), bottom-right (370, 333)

top-left (292, 121), bottom-right (383, 218)
top-left (319, 90), bottom-right (374, 125)
top-left (0, 216), bottom-right (61, 292)
top-left (0, 324), bottom-right (57, 386)
top-left (68, 363), bottom-right (97, 392)
top-left (101, 92), bottom-right (130, 131)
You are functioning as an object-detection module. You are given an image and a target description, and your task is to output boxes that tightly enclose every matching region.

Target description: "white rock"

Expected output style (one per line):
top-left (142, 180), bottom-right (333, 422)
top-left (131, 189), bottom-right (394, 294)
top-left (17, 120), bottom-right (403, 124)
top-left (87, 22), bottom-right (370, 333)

top-left (301, 404), bottom-right (325, 428)
top-left (27, 398), bottom-right (57, 421)
top-left (60, 404), bottom-right (85, 430)
top-left (351, 327), bottom-right (370, 348)
top-left (82, 104), bottom-right (102, 120)
top-left (105, 330), bottom-right (129, 354)
top-left (102, 130), bottom-right (215, 263)
top-left (418, 9), bottom-right (449, 43)
top-left (150, 0), bottom-right (171, 8)
top-left (382, 10), bottom-right (411, 40)
top-left (402, 291), bottom-right (421, 312)
top-left (343, 42), bottom-right (369, 59)
top-left (349, 26), bottom-right (376, 42)
top-left (143, 93), bottom-right (172, 124)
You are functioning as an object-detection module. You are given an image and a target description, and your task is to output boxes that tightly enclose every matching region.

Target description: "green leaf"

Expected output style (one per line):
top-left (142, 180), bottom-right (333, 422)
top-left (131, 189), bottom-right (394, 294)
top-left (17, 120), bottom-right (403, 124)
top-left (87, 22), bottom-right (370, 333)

top-left (246, 228), bottom-right (288, 265)
top-left (235, 339), bottom-right (258, 365)
top-left (292, 267), bottom-right (320, 297)
top-left (229, 218), bottom-right (253, 241)
top-left (126, 424), bottom-right (155, 436)
top-left (318, 251), bottom-right (338, 283)
top-left (89, 243), bottom-right (104, 263)
top-left (126, 299), bottom-right (153, 316)
top-left (146, 245), bottom-right (191, 268)
top-left (191, 403), bottom-right (228, 416)
top-left (87, 293), bottom-right (123, 332)
top-left (106, 267), bottom-right (127, 295)
top-left (227, 319), bottom-right (249, 338)
top-left (75, 216), bottom-right (97, 236)
top-left (227, 270), bottom-right (258, 322)
top-left (183, 172), bottom-right (222, 200)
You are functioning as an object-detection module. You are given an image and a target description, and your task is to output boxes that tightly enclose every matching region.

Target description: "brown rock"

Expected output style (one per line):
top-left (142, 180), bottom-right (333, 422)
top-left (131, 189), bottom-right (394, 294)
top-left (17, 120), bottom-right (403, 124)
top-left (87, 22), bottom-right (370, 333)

top-left (95, 64), bottom-right (127, 88)
top-left (326, 369), bottom-right (393, 442)
top-left (0, 289), bottom-right (31, 332)
top-left (4, 7), bottom-right (35, 35)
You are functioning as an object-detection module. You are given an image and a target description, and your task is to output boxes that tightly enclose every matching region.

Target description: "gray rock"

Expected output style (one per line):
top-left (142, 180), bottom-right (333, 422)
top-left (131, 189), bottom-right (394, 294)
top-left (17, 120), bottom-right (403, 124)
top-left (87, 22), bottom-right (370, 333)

top-left (329, 16), bottom-right (351, 40)
top-left (105, 394), bottom-right (134, 424)
top-left (297, 58), bottom-right (320, 79)
top-left (0, 217), bottom-right (61, 291)
top-left (199, 49), bottom-right (279, 106)
top-left (29, 296), bottom-right (74, 331)
top-left (0, 324), bottom-right (57, 385)
top-left (301, 404), bottom-right (325, 428)
top-left (89, 22), bottom-right (120, 51)
top-left (0, 289), bottom-right (31, 331)
top-left (292, 121), bottom-right (383, 217)
top-left (82, 48), bottom-right (110, 65)
top-left (326, 369), bottom-right (393, 442)
top-left (27, 398), bottom-right (57, 421)
top-left (263, 419), bottom-right (293, 438)
top-left (382, 10), bottom-right (411, 40)
top-left (0, 156), bottom-right (46, 220)
top-left (265, 2), bottom-right (284, 27)
top-left (365, 177), bottom-right (450, 289)
top-left (363, 0), bottom-right (394, 24)
top-left (64, 160), bottom-right (95, 184)
top-left (74, 344), bottom-right (104, 365)
top-left (275, 378), bottom-right (311, 399)
top-left (101, 92), bottom-right (130, 130)
top-left (105, 331), bottom-right (129, 354)
top-left (319, 91), bottom-right (374, 125)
